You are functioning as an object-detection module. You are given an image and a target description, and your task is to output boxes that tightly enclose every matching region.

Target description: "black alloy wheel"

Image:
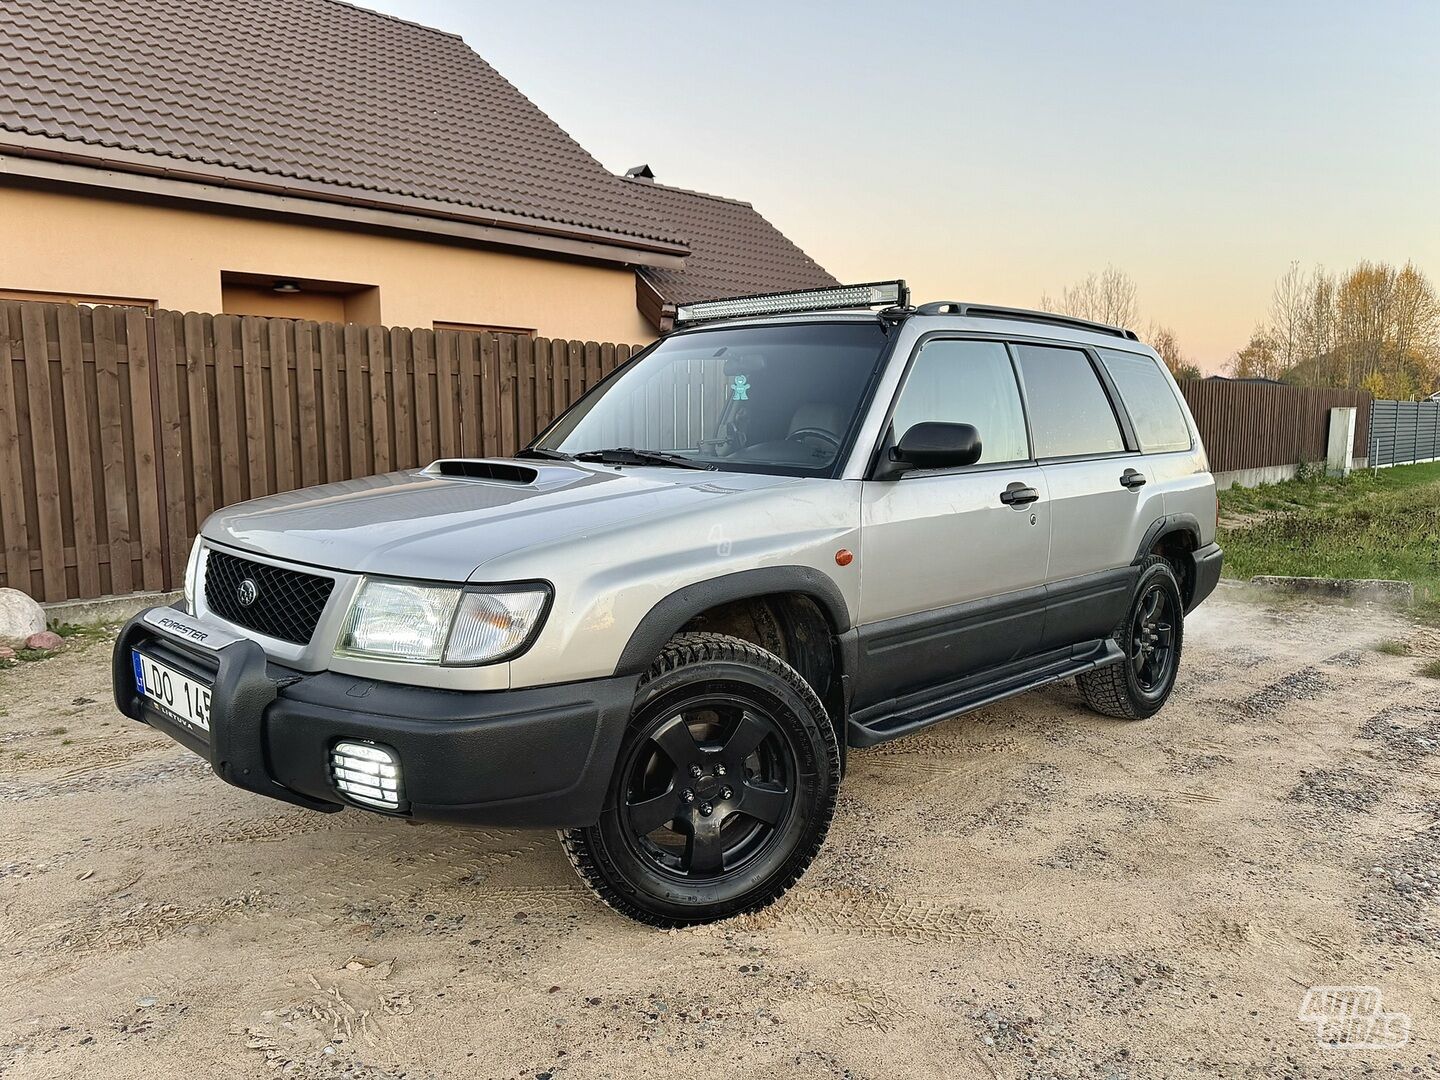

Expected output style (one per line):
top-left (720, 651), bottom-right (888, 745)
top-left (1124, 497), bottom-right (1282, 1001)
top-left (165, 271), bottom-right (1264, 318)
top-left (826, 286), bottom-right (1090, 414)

top-left (618, 698), bottom-right (795, 880)
top-left (1077, 555), bottom-right (1186, 720)
top-left (1129, 581), bottom-right (1178, 695)
top-left (561, 633), bottom-right (840, 926)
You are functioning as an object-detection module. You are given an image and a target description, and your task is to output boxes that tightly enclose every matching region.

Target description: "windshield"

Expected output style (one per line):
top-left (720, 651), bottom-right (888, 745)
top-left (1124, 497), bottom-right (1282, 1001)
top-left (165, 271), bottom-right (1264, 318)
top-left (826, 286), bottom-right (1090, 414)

top-left (536, 322), bottom-right (890, 476)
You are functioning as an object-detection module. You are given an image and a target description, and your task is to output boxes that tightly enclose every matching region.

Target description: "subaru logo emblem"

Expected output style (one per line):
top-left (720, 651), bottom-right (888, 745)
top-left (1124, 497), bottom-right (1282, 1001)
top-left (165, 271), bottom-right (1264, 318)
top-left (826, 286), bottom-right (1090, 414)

top-left (237, 579), bottom-right (259, 607)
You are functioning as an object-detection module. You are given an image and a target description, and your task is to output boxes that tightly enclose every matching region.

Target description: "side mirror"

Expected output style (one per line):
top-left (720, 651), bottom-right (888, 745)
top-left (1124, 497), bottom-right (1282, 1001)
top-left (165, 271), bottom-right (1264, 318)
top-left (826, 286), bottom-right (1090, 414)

top-left (891, 422), bottom-right (982, 471)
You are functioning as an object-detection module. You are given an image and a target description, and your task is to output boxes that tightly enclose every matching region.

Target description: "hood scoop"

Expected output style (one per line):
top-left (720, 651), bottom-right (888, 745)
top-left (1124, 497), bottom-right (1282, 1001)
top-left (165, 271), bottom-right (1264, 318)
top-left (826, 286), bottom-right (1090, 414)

top-left (424, 459), bottom-right (539, 484)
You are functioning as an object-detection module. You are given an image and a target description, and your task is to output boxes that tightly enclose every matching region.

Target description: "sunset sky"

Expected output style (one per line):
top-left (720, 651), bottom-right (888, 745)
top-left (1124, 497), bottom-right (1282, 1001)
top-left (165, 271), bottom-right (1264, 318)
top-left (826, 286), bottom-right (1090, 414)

top-left (368, 0), bottom-right (1439, 371)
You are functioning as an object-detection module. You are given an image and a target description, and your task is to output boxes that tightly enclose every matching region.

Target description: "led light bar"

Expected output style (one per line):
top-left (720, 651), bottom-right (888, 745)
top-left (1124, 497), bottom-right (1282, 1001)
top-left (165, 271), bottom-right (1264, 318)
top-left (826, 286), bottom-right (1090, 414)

top-left (674, 280), bottom-right (910, 325)
top-left (330, 739), bottom-right (404, 810)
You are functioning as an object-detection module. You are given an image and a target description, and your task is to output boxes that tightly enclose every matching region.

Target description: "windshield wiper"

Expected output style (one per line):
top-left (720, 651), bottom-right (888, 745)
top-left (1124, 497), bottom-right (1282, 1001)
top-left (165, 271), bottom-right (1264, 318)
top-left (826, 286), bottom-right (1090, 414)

top-left (515, 447), bottom-right (574, 461)
top-left (573, 447), bottom-right (716, 471)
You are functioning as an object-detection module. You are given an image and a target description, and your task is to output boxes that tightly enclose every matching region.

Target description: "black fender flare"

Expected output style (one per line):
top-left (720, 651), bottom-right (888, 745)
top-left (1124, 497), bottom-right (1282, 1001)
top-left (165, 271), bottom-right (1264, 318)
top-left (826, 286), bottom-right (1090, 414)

top-left (1133, 513), bottom-right (1201, 564)
top-left (614, 566), bottom-right (852, 677)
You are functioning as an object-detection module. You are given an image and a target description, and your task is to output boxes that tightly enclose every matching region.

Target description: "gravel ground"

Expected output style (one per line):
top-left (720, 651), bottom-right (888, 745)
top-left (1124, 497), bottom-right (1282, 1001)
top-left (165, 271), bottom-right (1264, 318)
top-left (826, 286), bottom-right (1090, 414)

top-left (2, 585), bottom-right (1438, 1079)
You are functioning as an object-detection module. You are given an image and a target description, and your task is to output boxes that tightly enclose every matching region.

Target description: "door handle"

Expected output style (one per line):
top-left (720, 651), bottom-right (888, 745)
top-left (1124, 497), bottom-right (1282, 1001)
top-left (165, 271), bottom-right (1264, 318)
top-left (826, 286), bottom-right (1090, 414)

top-left (1120, 468), bottom-right (1147, 490)
top-left (1000, 482), bottom-right (1039, 506)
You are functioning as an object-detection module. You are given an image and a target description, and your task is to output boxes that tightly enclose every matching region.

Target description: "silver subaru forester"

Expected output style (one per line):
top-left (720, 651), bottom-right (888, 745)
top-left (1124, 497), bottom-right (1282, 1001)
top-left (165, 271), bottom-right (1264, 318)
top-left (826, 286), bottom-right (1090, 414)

top-left (114, 281), bottom-right (1221, 926)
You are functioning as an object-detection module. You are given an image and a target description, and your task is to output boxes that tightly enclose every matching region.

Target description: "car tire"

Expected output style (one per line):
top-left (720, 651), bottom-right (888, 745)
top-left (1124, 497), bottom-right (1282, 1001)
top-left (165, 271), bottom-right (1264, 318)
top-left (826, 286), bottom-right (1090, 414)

top-left (560, 632), bottom-right (841, 927)
top-left (1077, 555), bottom-right (1185, 721)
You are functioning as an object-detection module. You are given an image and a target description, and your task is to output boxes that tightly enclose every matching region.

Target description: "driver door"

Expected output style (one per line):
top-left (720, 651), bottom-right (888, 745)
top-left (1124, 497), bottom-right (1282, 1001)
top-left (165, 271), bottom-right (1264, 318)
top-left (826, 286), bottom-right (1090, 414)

top-left (854, 338), bottom-right (1051, 710)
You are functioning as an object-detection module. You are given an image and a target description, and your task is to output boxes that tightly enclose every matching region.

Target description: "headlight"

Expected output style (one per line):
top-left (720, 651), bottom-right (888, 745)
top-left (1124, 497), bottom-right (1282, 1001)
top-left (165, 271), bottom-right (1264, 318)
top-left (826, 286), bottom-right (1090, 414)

top-left (339, 580), bottom-right (459, 663)
top-left (337, 579), bottom-right (550, 666)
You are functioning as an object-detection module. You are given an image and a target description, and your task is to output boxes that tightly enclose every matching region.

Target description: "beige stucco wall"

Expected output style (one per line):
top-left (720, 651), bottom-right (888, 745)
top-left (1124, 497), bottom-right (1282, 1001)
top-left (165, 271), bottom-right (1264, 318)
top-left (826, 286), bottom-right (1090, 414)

top-left (0, 186), bottom-right (656, 344)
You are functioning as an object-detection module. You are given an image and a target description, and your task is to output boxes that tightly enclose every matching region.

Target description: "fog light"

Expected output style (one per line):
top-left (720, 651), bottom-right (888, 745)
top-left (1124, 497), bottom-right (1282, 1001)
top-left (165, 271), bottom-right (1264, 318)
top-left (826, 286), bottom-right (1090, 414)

top-left (330, 740), bottom-right (404, 810)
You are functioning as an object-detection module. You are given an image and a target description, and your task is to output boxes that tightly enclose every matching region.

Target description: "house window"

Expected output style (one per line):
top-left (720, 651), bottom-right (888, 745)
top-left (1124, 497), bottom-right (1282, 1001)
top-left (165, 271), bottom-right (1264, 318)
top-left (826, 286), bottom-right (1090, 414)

top-left (220, 272), bottom-right (380, 324)
top-left (435, 320), bottom-right (536, 338)
top-left (0, 287), bottom-right (155, 311)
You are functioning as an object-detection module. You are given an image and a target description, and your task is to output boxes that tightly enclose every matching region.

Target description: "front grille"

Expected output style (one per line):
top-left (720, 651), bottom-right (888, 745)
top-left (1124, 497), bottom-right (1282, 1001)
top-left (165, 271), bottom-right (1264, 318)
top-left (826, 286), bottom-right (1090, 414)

top-left (203, 550), bottom-right (334, 645)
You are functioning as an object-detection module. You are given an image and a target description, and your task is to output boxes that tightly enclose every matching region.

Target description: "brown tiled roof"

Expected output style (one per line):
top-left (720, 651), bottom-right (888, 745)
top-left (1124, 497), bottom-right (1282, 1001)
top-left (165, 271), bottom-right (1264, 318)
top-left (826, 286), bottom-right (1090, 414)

top-left (0, 0), bottom-right (683, 247)
top-left (628, 178), bottom-right (839, 306)
top-left (0, 0), bottom-right (838, 305)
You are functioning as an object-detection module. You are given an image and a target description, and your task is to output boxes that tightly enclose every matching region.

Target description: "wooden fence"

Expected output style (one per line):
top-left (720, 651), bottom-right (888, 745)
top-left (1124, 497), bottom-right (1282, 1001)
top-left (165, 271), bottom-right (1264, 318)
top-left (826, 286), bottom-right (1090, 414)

top-left (0, 301), bottom-right (1389, 604)
top-left (1177, 379), bottom-right (1371, 475)
top-left (0, 302), bottom-right (640, 602)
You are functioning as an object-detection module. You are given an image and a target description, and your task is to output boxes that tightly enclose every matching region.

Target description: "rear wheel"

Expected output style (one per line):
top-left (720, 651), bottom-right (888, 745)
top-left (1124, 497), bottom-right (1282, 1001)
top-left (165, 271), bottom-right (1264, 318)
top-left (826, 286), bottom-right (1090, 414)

top-left (560, 633), bottom-right (840, 926)
top-left (1077, 556), bottom-right (1184, 720)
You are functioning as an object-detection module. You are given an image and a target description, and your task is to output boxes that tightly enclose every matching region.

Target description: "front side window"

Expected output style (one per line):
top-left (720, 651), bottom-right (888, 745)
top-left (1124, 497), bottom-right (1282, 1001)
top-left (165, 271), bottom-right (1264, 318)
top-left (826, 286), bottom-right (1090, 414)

top-left (889, 339), bottom-right (1029, 464)
top-left (1098, 348), bottom-right (1192, 453)
top-left (1013, 344), bottom-right (1125, 458)
top-left (537, 322), bottom-right (890, 476)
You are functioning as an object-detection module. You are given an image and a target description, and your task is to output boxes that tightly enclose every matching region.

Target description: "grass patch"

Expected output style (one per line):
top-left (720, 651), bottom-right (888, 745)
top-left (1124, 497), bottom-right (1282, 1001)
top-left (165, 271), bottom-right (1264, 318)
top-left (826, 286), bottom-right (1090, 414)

top-left (1219, 462), bottom-right (1440, 621)
top-left (51, 622), bottom-right (114, 642)
top-left (1419, 659), bottom-right (1440, 680)
top-left (1375, 639), bottom-right (1413, 656)
top-left (1219, 461), bottom-right (1440, 519)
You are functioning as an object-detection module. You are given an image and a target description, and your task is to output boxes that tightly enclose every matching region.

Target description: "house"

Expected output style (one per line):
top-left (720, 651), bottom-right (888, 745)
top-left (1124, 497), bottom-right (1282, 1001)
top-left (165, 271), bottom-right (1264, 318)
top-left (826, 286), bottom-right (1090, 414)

top-left (0, 0), bottom-right (835, 342)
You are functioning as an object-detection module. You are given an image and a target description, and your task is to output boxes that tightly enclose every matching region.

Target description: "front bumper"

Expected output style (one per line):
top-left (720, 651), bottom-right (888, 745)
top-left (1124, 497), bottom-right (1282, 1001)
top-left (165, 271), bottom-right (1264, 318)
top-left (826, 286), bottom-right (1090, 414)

top-left (113, 608), bottom-right (638, 827)
top-left (1186, 542), bottom-right (1223, 612)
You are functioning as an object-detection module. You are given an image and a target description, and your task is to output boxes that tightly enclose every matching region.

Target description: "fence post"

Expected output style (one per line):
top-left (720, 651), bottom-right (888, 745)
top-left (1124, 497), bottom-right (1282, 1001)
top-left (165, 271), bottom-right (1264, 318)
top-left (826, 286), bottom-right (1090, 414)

top-left (1325, 407), bottom-right (1356, 478)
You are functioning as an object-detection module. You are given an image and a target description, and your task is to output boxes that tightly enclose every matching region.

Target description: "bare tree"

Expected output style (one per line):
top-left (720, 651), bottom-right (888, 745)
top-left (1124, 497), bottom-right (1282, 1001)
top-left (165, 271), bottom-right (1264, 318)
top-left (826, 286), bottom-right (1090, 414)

top-left (1146, 322), bottom-right (1202, 381)
top-left (1040, 266), bottom-right (1139, 329)
top-left (1040, 267), bottom-right (1205, 371)
top-left (1302, 269), bottom-right (1337, 385)
top-left (1268, 261), bottom-right (1309, 373)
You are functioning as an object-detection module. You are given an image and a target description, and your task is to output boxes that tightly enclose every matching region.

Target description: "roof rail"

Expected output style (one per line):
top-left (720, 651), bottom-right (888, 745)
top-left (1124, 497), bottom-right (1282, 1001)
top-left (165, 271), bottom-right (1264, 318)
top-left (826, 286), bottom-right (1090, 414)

top-left (913, 301), bottom-right (1139, 341)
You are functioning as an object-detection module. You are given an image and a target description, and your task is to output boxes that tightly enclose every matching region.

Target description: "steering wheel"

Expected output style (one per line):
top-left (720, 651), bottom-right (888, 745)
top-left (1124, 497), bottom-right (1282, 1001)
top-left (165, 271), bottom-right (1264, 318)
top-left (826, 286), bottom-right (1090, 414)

top-left (786, 427), bottom-right (841, 452)
top-left (699, 420), bottom-right (747, 456)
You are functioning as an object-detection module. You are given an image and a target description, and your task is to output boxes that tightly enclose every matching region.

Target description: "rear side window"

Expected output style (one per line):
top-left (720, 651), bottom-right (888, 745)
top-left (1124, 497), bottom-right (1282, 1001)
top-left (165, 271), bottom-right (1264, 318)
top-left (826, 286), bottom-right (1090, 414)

top-left (1098, 349), bottom-right (1193, 453)
top-left (1013, 344), bottom-right (1124, 458)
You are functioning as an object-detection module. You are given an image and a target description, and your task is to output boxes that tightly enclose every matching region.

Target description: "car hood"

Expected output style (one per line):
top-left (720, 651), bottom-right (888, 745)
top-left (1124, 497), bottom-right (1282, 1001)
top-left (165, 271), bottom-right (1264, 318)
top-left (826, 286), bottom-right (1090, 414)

top-left (202, 461), bottom-right (806, 581)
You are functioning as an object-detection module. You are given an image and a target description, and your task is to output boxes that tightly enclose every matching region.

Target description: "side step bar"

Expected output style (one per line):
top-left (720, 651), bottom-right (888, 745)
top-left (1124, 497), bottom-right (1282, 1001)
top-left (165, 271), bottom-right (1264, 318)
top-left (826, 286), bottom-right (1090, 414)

top-left (846, 639), bottom-right (1126, 748)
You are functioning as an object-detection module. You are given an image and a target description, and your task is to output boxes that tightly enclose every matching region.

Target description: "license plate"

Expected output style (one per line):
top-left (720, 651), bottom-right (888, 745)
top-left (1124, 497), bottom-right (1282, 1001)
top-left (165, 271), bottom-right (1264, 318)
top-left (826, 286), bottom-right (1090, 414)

top-left (133, 651), bottom-right (212, 732)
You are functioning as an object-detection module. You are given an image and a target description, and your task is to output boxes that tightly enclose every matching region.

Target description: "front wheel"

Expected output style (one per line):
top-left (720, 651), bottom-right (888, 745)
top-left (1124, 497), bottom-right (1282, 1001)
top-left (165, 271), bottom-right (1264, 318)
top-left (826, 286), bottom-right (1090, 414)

top-left (1077, 555), bottom-right (1184, 720)
top-left (560, 633), bottom-right (841, 927)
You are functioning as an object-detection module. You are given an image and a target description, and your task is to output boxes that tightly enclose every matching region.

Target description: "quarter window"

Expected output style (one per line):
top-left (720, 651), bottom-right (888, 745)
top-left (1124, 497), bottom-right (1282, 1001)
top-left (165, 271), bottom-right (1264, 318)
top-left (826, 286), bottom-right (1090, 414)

top-left (1098, 348), bottom-right (1192, 453)
top-left (890, 340), bottom-right (1029, 465)
top-left (1013, 344), bottom-right (1124, 458)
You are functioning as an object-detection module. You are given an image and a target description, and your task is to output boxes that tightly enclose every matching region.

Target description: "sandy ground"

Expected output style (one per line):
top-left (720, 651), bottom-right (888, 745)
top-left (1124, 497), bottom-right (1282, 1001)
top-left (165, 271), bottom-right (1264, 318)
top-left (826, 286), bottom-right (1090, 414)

top-left (2, 586), bottom-right (1439, 1080)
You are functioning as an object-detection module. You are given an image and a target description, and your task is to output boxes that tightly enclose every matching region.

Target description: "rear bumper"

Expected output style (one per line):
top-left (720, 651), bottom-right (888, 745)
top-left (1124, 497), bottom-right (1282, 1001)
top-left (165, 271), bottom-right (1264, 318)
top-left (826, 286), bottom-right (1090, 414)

top-left (112, 607), bottom-right (638, 827)
top-left (1187, 542), bottom-right (1223, 612)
